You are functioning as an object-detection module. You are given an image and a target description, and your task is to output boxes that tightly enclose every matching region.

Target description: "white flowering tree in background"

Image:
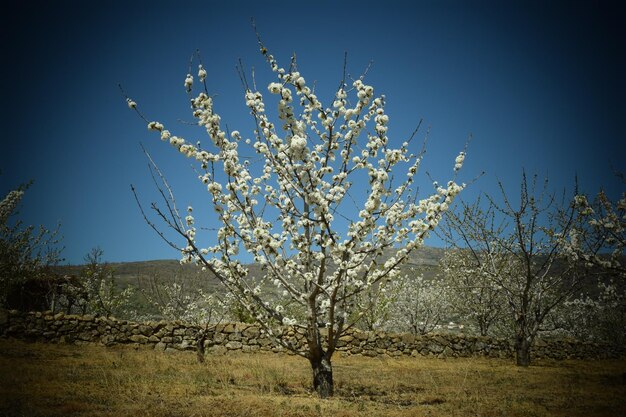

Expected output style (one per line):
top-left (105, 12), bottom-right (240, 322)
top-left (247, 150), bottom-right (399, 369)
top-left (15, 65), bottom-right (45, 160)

top-left (385, 273), bottom-right (451, 335)
top-left (350, 280), bottom-right (400, 332)
top-left (439, 173), bottom-right (588, 366)
top-left (126, 37), bottom-right (466, 397)
top-left (548, 279), bottom-right (626, 347)
top-left (76, 247), bottom-right (135, 318)
top-left (0, 182), bottom-right (63, 310)
top-left (546, 183), bottom-right (626, 347)
top-left (569, 186), bottom-right (625, 279)
top-left (139, 268), bottom-right (227, 324)
top-left (438, 248), bottom-right (510, 337)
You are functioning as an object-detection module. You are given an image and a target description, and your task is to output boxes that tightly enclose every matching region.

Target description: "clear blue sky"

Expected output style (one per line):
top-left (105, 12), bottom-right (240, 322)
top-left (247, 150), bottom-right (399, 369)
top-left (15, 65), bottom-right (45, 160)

top-left (1, 0), bottom-right (624, 265)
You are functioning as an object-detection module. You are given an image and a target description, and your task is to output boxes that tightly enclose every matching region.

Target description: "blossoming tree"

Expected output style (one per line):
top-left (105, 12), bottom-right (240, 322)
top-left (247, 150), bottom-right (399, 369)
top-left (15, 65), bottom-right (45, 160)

top-left (549, 279), bottom-right (626, 347)
top-left (547, 183), bottom-right (626, 347)
top-left (126, 39), bottom-right (466, 397)
top-left (438, 248), bottom-right (509, 337)
top-left (385, 272), bottom-right (451, 335)
top-left (569, 187), bottom-right (625, 279)
top-left (76, 247), bottom-right (135, 318)
top-left (439, 173), bottom-right (587, 366)
top-left (138, 268), bottom-right (227, 324)
top-left (0, 183), bottom-right (62, 310)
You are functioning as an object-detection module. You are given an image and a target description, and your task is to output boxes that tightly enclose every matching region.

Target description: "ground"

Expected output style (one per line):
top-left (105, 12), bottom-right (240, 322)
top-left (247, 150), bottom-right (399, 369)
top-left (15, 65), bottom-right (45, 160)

top-left (0, 338), bottom-right (624, 417)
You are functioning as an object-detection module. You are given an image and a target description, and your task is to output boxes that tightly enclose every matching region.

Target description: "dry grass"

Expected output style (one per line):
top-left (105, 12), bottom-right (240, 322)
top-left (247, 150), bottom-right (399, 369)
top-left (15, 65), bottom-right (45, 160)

top-left (0, 338), bottom-right (624, 417)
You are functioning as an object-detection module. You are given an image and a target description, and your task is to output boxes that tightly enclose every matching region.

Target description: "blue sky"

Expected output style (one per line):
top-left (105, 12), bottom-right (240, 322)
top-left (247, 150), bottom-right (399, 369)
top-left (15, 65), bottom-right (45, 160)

top-left (1, 0), bottom-right (624, 265)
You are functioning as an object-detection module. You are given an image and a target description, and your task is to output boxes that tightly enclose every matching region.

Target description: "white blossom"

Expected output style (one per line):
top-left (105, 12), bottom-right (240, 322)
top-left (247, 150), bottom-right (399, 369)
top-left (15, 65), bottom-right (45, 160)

top-left (198, 65), bottom-right (207, 82)
top-left (184, 73), bottom-right (193, 92)
top-left (454, 151), bottom-right (465, 171)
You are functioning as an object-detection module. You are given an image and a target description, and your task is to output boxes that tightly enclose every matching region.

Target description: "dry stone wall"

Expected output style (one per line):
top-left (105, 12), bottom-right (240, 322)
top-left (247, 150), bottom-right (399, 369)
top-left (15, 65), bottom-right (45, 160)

top-left (0, 309), bottom-right (620, 360)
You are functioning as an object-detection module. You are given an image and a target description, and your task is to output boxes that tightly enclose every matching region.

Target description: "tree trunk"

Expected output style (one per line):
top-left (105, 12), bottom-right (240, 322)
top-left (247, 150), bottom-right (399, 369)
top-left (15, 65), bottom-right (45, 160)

top-left (515, 336), bottom-right (531, 366)
top-left (50, 291), bottom-right (57, 314)
top-left (196, 329), bottom-right (207, 364)
top-left (309, 355), bottom-right (333, 398)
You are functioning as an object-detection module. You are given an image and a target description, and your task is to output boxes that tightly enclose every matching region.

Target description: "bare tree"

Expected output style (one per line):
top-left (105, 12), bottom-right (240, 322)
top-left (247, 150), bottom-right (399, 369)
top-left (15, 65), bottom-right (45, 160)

top-left (125, 36), bottom-right (466, 397)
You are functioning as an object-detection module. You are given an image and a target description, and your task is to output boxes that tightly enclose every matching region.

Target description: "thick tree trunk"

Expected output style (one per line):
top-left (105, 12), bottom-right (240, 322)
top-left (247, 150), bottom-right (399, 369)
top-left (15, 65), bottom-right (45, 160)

top-left (309, 355), bottom-right (333, 398)
top-left (515, 336), bottom-right (531, 367)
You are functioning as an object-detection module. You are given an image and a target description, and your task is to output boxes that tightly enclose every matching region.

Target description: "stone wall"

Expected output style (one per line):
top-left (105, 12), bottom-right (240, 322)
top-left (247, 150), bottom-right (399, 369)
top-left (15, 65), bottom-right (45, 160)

top-left (0, 309), bottom-right (621, 360)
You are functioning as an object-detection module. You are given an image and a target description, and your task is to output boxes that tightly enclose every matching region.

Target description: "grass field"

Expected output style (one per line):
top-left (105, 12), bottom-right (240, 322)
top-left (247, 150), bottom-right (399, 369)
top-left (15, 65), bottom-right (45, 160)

top-left (0, 339), bottom-right (624, 417)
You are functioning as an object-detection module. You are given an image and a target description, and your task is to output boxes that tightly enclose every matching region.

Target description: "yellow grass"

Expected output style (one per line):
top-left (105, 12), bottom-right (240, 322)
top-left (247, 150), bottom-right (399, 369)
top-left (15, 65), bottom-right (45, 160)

top-left (0, 338), bottom-right (624, 417)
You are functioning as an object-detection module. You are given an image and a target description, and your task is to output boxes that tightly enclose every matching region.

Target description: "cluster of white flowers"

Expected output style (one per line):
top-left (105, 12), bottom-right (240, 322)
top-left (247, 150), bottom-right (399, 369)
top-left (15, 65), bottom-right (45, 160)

top-left (184, 73), bottom-right (193, 92)
top-left (0, 190), bottom-right (24, 226)
top-left (268, 82), bottom-right (282, 94)
top-left (573, 194), bottom-right (593, 214)
top-left (185, 206), bottom-right (194, 226)
top-left (454, 151), bottom-right (465, 171)
top-left (148, 121), bottom-right (164, 131)
top-left (289, 134), bottom-right (307, 160)
top-left (565, 190), bottom-right (626, 275)
top-left (198, 65), bottom-right (207, 82)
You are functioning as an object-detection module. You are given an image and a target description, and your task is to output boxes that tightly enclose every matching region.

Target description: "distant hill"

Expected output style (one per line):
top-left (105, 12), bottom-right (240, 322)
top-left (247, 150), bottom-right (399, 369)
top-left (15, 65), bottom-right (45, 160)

top-left (54, 245), bottom-right (448, 287)
top-left (54, 259), bottom-right (221, 292)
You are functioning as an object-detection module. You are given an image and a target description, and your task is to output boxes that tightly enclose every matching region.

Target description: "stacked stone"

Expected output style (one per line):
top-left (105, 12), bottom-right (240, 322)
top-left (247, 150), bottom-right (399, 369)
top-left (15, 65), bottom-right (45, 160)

top-left (337, 331), bottom-right (515, 359)
top-left (0, 309), bottom-right (620, 360)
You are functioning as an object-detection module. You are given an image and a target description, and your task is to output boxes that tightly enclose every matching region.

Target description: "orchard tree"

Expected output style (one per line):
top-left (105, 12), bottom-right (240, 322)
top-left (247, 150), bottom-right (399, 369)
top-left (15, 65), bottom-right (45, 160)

top-left (385, 272), bottom-right (451, 335)
top-left (548, 183), bottom-right (626, 347)
top-left (77, 247), bottom-right (135, 318)
top-left (569, 187), bottom-right (625, 279)
top-left (350, 279), bottom-right (399, 332)
top-left (126, 38), bottom-right (466, 397)
top-left (439, 248), bottom-right (509, 337)
top-left (0, 183), bottom-right (62, 309)
top-left (139, 268), bottom-right (227, 324)
top-left (440, 173), bottom-right (586, 366)
top-left (549, 279), bottom-right (626, 347)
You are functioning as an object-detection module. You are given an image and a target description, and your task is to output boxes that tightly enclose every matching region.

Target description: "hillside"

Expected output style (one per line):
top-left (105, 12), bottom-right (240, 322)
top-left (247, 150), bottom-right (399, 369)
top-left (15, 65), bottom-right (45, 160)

top-left (54, 245), bottom-right (447, 288)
